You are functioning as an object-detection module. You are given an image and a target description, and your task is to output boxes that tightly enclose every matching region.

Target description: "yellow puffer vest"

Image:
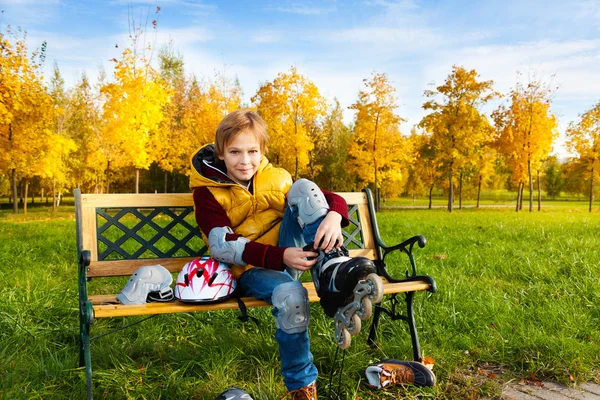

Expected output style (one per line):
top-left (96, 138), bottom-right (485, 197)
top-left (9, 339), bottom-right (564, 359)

top-left (189, 145), bottom-right (293, 277)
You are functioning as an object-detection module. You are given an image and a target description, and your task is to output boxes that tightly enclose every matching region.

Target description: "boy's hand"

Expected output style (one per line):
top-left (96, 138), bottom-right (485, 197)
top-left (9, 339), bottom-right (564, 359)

top-left (284, 247), bottom-right (318, 271)
top-left (313, 211), bottom-right (344, 253)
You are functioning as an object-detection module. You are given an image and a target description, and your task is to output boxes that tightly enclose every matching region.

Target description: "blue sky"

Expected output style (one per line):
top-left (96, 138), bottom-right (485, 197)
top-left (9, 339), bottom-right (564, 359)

top-left (1, 0), bottom-right (599, 157)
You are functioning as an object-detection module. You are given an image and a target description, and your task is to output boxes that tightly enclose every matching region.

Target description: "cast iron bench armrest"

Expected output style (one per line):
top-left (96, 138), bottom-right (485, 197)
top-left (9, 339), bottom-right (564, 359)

top-left (376, 235), bottom-right (436, 292)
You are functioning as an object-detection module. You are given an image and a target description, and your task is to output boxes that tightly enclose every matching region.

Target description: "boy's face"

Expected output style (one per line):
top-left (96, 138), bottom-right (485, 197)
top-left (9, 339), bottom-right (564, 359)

top-left (218, 130), bottom-right (262, 186)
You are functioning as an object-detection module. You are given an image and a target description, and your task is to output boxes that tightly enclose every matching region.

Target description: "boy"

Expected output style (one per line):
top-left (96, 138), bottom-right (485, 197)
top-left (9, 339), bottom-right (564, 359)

top-left (190, 110), bottom-right (346, 398)
top-left (190, 110), bottom-right (429, 398)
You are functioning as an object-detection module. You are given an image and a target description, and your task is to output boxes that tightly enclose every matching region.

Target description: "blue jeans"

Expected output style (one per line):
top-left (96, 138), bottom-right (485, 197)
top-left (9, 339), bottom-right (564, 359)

top-left (238, 203), bottom-right (322, 391)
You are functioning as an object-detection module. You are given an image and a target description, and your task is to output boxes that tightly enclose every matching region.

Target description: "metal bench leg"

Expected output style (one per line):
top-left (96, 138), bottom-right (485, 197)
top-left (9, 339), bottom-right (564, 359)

top-left (79, 299), bottom-right (93, 400)
top-left (367, 303), bottom-right (383, 347)
top-left (405, 291), bottom-right (422, 362)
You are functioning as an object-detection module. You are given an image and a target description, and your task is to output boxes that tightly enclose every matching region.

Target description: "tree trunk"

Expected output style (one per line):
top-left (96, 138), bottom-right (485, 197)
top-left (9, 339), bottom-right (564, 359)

top-left (11, 169), bottom-right (18, 214)
top-left (448, 165), bottom-right (453, 213)
top-left (135, 169), bottom-right (140, 194)
top-left (537, 170), bottom-right (542, 211)
top-left (428, 185), bottom-right (433, 209)
top-left (459, 171), bottom-right (463, 210)
top-left (24, 180), bottom-right (29, 214)
top-left (164, 171), bottom-right (168, 193)
top-left (295, 156), bottom-right (299, 180)
top-left (528, 160), bottom-right (533, 212)
top-left (41, 187), bottom-right (45, 205)
top-left (589, 166), bottom-right (594, 212)
top-left (477, 175), bottom-right (482, 209)
top-left (106, 162), bottom-right (111, 194)
top-left (519, 183), bottom-right (524, 211)
top-left (516, 181), bottom-right (522, 212)
top-left (374, 164), bottom-right (380, 212)
top-left (52, 176), bottom-right (57, 212)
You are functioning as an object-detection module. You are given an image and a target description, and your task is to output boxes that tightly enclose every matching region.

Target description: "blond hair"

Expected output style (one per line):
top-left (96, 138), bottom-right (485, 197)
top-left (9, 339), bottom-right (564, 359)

top-left (214, 110), bottom-right (269, 156)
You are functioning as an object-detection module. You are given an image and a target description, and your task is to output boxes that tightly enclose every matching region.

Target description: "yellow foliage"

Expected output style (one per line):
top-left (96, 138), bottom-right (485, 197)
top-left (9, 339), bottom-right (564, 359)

top-left (566, 101), bottom-right (600, 181)
top-left (349, 72), bottom-right (409, 193)
top-left (493, 77), bottom-right (558, 187)
top-left (253, 66), bottom-right (326, 178)
top-left (99, 47), bottom-right (171, 172)
top-left (0, 30), bottom-right (56, 179)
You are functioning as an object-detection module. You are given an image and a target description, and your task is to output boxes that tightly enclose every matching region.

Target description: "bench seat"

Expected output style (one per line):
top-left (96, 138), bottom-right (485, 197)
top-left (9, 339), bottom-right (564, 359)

top-left (89, 278), bottom-right (433, 318)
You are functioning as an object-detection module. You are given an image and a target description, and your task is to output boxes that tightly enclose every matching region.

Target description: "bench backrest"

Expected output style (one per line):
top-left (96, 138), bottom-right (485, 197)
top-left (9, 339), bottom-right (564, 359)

top-left (75, 190), bottom-right (379, 278)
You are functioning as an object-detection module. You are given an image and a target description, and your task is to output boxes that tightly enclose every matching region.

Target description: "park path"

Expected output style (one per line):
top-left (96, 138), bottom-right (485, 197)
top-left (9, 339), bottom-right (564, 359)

top-left (503, 381), bottom-right (600, 399)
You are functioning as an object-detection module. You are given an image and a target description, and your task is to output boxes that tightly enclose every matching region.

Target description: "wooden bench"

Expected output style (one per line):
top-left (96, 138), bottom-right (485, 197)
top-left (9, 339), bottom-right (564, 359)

top-left (75, 188), bottom-right (436, 399)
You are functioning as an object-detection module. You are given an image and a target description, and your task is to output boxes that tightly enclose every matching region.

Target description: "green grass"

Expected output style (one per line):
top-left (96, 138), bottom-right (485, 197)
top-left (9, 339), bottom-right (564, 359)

top-left (1, 207), bottom-right (599, 399)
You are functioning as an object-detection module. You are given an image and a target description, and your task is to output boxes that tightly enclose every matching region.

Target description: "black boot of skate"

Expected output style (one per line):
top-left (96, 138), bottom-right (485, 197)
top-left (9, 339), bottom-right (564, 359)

top-left (304, 243), bottom-right (378, 318)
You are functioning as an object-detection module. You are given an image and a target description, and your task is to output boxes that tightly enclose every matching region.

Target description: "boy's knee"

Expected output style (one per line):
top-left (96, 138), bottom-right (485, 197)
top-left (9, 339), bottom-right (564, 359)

top-left (272, 280), bottom-right (310, 334)
top-left (287, 179), bottom-right (329, 228)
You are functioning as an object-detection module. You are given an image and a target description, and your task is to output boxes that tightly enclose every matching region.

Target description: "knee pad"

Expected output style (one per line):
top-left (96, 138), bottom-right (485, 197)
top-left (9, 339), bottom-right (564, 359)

top-left (271, 280), bottom-right (310, 334)
top-left (208, 226), bottom-right (250, 266)
top-left (287, 178), bottom-right (329, 228)
top-left (116, 265), bottom-right (173, 305)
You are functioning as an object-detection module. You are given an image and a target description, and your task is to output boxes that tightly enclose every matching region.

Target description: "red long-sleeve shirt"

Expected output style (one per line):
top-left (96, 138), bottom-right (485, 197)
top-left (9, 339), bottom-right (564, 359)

top-left (193, 186), bottom-right (349, 271)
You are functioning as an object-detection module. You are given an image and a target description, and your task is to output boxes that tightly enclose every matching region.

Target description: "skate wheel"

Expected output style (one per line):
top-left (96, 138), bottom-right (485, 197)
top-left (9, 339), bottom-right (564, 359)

top-left (347, 314), bottom-right (361, 336)
top-left (358, 297), bottom-right (372, 320)
top-left (366, 273), bottom-right (384, 303)
top-left (337, 329), bottom-right (351, 350)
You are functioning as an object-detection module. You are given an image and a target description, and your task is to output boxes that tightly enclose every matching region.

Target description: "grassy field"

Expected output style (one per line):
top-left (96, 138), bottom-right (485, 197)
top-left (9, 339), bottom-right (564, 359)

top-left (1, 204), bottom-right (599, 399)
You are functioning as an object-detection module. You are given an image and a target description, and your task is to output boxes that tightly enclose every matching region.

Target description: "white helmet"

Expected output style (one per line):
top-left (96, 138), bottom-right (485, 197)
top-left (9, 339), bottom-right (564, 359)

top-left (174, 257), bottom-right (237, 303)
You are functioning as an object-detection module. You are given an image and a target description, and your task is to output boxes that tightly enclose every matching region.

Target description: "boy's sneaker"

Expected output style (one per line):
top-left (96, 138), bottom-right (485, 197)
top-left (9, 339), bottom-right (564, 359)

top-left (365, 359), bottom-right (436, 389)
top-left (288, 380), bottom-right (317, 399)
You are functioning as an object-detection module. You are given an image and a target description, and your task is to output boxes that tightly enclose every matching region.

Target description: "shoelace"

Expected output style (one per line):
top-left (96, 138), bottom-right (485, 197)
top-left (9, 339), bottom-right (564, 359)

top-left (287, 384), bottom-right (317, 400)
top-left (382, 364), bottom-right (413, 387)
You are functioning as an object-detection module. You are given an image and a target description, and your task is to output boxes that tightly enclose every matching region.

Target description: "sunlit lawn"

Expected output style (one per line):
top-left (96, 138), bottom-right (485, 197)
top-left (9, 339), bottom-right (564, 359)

top-left (1, 204), bottom-right (599, 399)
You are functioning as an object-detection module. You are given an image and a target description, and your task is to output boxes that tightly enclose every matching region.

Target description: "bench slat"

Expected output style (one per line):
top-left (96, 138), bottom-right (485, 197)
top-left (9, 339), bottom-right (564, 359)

top-left (91, 279), bottom-right (432, 318)
top-left (87, 249), bottom-right (378, 277)
top-left (80, 192), bottom-right (367, 209)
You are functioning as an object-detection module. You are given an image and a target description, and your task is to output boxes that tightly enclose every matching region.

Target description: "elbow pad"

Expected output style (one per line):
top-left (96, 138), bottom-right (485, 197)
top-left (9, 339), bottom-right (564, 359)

top-left (208, 226), bottom-right (250, 266)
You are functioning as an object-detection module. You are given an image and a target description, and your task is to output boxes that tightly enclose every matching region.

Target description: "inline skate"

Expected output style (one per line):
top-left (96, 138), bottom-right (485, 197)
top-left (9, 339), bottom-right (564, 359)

top-left (305, 243), bottom-right (384, 349)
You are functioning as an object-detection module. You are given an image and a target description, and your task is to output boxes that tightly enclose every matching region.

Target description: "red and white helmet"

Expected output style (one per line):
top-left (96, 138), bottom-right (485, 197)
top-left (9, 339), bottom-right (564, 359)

top-left (174, 257), bottom-right (237, 303)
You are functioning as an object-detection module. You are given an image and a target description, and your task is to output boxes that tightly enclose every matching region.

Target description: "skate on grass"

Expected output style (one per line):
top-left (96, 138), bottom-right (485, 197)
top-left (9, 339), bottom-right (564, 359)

top-left (304, 242), bottom-right (384, 349)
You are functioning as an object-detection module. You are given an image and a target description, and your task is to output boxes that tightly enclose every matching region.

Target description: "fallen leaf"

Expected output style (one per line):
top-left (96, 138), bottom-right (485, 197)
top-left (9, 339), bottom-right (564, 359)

top-left (433, 254), bottom-right (447, 260)
top-left (421, 352), bottom-right (435, 370)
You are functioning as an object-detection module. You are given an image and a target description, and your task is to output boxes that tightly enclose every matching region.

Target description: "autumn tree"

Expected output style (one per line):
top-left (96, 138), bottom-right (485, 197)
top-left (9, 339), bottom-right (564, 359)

top-left (472, 147), bottom-right (498, 208)
top-left (566, 101), bottom-right (600, 211)
top-left (0, 28), bottom-right (53, 213)
top-left (419, 66), bottom-right (497, 212)
top-left (543, 156), bottom-right (564, 200)
top-left (349, 72), bottom-right (409, 210)
top-left (494, 76), bottom-right (558, 212)
top-left (562, 158), bottom-right (587, 201)
top-left (151, 44), bottom-right (188, 192)
top-left (253, 66), bottom-right (326, 178)
top-left (99, 31), bottom-right (171, 193)
top-left (65, 72), bottom-right (102, 192)
top-left (408, 128), bottom-right (443, 208)
top-left (42, 64), bottom-right (78, 211)
top-left (313, 99), bottom-right (353, 191)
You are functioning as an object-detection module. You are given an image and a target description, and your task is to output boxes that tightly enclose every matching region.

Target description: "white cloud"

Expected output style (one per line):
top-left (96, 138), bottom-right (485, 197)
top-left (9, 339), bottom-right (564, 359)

top-left (327, 26), bottom-right (442, 48)
top-left (250, 31), bottom-right (282, 44)
top-left (269, 5), bottom-right (336, 15)
top-left (153, 26), bottom-right (215, 46)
